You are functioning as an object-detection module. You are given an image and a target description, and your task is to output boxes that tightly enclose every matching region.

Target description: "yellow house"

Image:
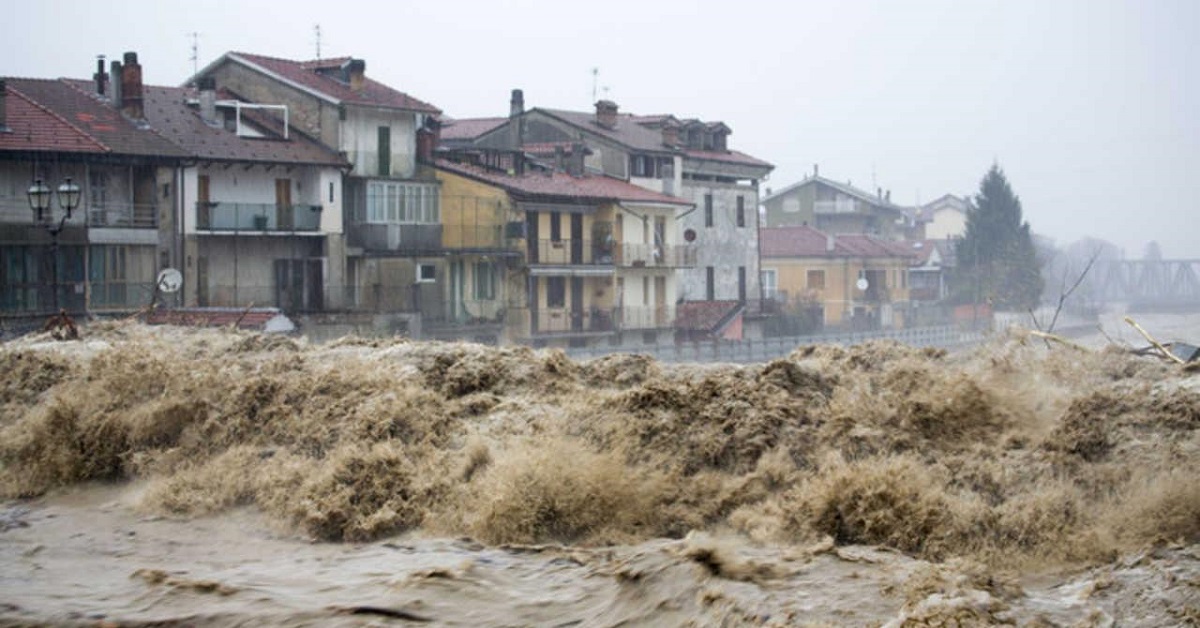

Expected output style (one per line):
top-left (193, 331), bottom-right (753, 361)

top-left (437, 155), bottom-right (693, 348)
top-left (760, 226), bottom-right (915, 330)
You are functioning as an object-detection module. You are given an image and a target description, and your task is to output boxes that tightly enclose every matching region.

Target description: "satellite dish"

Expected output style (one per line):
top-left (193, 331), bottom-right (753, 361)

top-left (856, 277), bottom-right (869, 291)
top-left (157, 268), bottom-right (183, 293)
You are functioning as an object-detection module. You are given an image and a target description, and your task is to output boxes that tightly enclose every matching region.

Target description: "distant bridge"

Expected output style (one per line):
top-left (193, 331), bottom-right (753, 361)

top-left (1093, 259), bottom-right (1200, 307)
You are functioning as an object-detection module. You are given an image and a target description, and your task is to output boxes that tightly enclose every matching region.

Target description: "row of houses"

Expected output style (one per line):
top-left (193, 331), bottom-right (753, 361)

top-left (0, 50), bottom-right (969, 346)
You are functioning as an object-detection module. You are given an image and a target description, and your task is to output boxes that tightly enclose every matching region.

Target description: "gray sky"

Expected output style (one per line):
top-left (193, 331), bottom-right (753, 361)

top-left (6, 0), bottom-right (1197, 258)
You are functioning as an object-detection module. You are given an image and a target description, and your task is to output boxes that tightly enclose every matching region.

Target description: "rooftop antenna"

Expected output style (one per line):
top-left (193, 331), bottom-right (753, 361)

top-left (314, 24), bottom-right (322, 60)
top-left (188, 32), bottom-right (200, 83)
top-left (591, 67), bottom-right (598, 103)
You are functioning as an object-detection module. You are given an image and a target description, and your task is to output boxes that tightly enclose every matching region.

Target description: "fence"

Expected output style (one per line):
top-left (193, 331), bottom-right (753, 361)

top-left (563, 325), bottom-right (985, 364)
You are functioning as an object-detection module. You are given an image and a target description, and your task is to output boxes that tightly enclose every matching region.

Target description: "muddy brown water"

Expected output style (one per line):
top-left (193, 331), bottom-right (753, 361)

top-left (1, 317), bottom-right (1198, 626)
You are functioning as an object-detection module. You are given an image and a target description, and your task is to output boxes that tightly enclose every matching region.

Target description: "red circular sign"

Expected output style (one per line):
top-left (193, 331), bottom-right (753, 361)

top-left (684, 228), bottom-right (696, 242)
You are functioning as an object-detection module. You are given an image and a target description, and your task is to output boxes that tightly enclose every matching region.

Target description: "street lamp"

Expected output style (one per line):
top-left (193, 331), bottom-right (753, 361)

top-left (27, 177), bottom-right (82, 313)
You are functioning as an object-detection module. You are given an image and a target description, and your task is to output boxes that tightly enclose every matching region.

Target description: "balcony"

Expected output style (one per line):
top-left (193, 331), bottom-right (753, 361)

top-left (89, 203), bottom-right (157, 228)
top-left (348, 222), bottom-right (443, 254)
top-left (422, 299), bottom-right (506, 327)
top-left (528, 238), bottom-right (614, 266)
top-left (527, 305), bottom-right (675, 335)
top-left (814, 199), bottom-right (859, 214)
top-left (616, 242), bottom-right (696, 268)
top-left (197, 202), bottom-right (323, 232)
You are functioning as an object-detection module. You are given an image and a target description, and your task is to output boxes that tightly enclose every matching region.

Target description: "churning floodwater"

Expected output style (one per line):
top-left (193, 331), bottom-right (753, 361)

top-left (1, 316), bottom-right (1197, 626)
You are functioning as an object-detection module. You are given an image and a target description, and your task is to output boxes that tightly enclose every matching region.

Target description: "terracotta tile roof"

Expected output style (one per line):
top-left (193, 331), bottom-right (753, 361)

top-left (675, 300), bottom-right (743, 332)
top-left (0, 82), bottom-right (107, 153)
top-left (440, 117), bottom-right (506, 141)
top-left (538, 108), bottom-right (675, 153)
top-left (3, 78), bottom-right (186, 158)
top-left (227, 52), bottom-right (440, 114)
top-left (762, 175), bottom-right (907, 214)
top-left (521, 141), bottom-right (579, 155)
top-left (138, 83), bottom-right (348, 166)
top-left (684, 149), bottom-right (773, 168)
top-left (436, 158), bottom-right (692, 206)
top-left (761, 226), bottom-right (916, 259)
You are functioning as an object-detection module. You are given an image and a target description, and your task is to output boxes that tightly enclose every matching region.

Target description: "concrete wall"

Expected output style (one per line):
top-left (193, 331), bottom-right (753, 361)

top-left (926, 209), bottom-right (966, 239)
top-left (678, 180), bottom-right (761, 304)
top-left (205, 61), bottom-right (342, 149)
top-left (342, 107), bottom-right (419, 179)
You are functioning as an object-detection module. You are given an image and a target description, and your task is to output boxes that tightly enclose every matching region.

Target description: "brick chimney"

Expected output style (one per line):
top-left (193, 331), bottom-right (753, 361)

top-left (0, 79), bottom-right (7, 131)
top-left (826, 233), bottom-right (836, 252)
top-left (198, 77), bottom-right (217, 125)
top-left (595, 100), bottom-right (618, 129)
top-left (120, 52), bottom-right (143, 119)
top-left (93, 55), bottom-right (107, 97)
top-left (416, 117), bottom-right (440, 164)
top-left (510, 88), bottom-right (524, 118)
top-left (344, 59), bottom-right (366, 92)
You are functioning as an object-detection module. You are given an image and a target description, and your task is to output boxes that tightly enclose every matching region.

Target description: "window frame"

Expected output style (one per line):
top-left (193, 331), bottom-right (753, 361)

top-left (416, 263), bottom-right (436, 283)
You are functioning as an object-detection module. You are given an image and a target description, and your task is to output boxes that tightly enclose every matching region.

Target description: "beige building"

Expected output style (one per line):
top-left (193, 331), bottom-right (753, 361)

top-left (760, 225), bottom-right (915, 330)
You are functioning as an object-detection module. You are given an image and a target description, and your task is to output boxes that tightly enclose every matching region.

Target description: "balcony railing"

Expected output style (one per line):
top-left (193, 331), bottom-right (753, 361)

top-left (0, 198), bottom-right (156, 228)
top-left (423, 299), bottom-right (506, 326)
top-left (527, 239), bottom-right (694, 267)
top-left (616, 242), bottom-right (696, 268)
top-left (197, 202), bottom-right (323, 232)
top-left (441, 224), bottom-right (511, 251)
top-left (528, 305), bottom-right (676, 334)
top-left (88, 203), bottom-right (157, 228)
top-left (348, 222), bottom-right (443, 253)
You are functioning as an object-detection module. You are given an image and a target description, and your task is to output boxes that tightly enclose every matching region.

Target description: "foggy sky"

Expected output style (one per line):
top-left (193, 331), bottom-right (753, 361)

top-left (6, 0), bottom-right (1197, 258)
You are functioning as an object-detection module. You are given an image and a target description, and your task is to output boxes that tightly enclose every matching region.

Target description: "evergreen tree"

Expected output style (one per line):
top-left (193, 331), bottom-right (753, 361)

top-left (954, 165), bottom-right (1044, 309)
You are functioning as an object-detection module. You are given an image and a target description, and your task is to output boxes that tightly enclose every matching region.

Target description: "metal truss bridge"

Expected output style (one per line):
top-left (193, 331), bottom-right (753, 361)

top-left (1093, 259), bottom-right (1200, 307)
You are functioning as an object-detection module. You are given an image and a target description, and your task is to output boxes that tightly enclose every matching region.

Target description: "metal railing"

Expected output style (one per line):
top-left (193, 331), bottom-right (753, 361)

top-left (423, 299), bottom-right (507, 326)
top-left (563, 325), bottom-right (986, 364)
top-left (197, 202), bottom-right (323, 232)
top-left (88, 203), bottom-right (157, 228)
top-left (527, 239), bottom-right (695, 267)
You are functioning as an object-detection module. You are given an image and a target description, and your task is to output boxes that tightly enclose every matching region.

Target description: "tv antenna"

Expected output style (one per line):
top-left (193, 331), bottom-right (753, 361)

top-left (591, 67), bottom-right (598, 103)
top-left (314, 24), bottom-right (322, 60)
top-left (188, 32), bottom-right (200, 82)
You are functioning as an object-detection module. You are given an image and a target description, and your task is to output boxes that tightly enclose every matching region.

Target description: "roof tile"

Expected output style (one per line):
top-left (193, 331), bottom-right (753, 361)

top-left (436, 159), bottom-right (692, 206)
top-left (229, 52), bottom-right (440, 114)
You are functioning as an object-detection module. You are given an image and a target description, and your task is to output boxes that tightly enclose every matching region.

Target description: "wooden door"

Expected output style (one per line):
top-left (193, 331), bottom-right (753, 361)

top-left (275, 179), bottom-right (292, 230)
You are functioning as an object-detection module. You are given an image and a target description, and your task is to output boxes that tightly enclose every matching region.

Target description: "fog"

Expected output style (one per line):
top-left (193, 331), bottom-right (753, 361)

top-left (6, 0), bottom-right (1196, 258)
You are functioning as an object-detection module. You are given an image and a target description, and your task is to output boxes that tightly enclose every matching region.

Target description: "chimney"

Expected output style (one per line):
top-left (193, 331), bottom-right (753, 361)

top-left (110, 59), bottom-right (122, 110)
top-left (0, 79), bottom-right (7, 131)
top-left (509, 88), bottom-right (524, 118)
top-left (813, 163), bottom-right (819, 177)
top-left (885, 190), bottom-right (891, 202)
top-left (826, 233), bottom-right (836, 252)
top-left (416, 117), bottom-right (440, 164)
top-left (553, 145), bottom-right (565, 173)
top-left (198, 77), bottom-right (217, 125)
top-left (93, 55), bottom-right (107, 97)
top-left (594, 100), bottom-right (618, 129)
top-left (662, 123), bottom-right (679, 148)
top-left (567, 142), bottom-right (586, 176)
top-left (344, 59), bottom-right (366, 92)
top-left (120, 51), bottom-right (143, 119)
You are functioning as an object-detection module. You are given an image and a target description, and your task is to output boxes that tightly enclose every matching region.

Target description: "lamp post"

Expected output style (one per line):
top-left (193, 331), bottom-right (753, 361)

top-left (27, 177), bottom-right (82, 313)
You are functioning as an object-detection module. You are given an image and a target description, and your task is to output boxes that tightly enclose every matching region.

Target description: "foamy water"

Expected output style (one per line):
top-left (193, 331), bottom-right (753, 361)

top-left (1, 320), bottom-right (1197, 625)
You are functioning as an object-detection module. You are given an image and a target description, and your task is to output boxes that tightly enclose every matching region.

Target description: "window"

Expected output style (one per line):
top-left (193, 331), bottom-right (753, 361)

top-left (761, 269), bottom-right (778, 300)
top-left (89, 171), bottom-right (108, 209)
top-left (416, 263), bottom-right (436, 283)
top-left (736, 196), bottom-right (745, 227)
top-left (706, 266), bottom-right (715, 301)
top-left (550, 211), bottom-right (562, 242)
top-left (738, 266), bottom-right (746, 303)
top-left (704, 194), bottom-right (713, 227)
top-left (806, 269), bottom-right (826, 290)
top-left (377, 126), bottom-right (391, 176)
top-left (473, 262), bottom-right (496, 300)
top-left (328, 181), bottom-right (335, 203)
top-left (366, 182), bottom-right (439, 225)
top-left (547, 276), bottom-right (566, 308)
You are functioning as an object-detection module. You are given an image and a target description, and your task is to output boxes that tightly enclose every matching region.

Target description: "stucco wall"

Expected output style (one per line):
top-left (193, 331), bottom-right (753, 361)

top-left (678, 180), bottom-right (761, 304)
